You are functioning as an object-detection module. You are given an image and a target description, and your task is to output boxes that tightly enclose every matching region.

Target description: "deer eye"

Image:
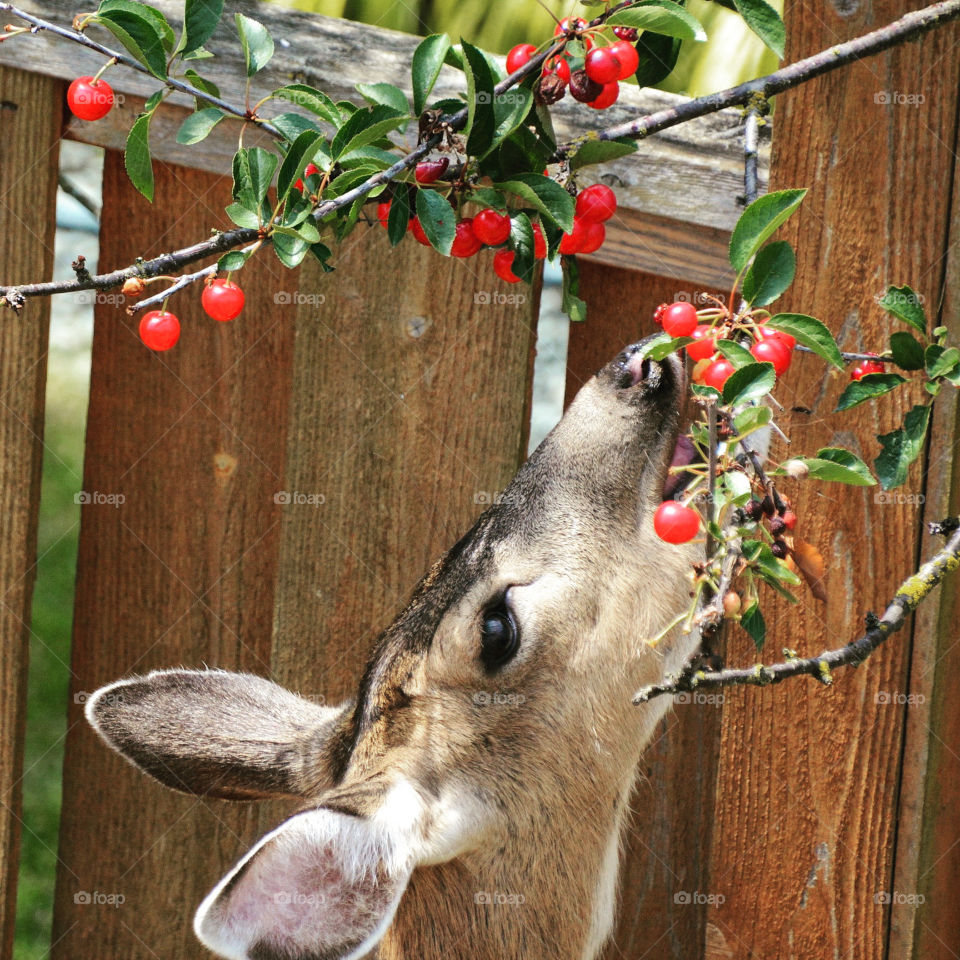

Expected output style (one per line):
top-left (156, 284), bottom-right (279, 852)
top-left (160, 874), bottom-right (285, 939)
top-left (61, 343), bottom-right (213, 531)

top-left (479, 604), bottom-right (519, 671)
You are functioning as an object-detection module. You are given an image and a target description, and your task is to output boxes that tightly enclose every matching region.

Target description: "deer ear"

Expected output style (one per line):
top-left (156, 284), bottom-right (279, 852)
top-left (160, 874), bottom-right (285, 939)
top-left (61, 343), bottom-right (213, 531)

top-left (85, 669), bottom-right (352, 800)
top-left (194, 807), bottom-right (413, 960)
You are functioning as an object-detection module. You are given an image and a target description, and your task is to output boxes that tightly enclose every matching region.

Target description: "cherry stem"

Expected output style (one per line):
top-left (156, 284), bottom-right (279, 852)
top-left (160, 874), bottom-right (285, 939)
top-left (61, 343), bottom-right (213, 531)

top-left (90, 55), bottom-right (115, 84)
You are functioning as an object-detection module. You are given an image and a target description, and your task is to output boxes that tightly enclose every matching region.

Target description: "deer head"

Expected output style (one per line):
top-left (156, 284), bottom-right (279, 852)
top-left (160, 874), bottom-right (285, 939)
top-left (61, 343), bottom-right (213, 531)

top-left (86, 339), bottom-right (700, 960)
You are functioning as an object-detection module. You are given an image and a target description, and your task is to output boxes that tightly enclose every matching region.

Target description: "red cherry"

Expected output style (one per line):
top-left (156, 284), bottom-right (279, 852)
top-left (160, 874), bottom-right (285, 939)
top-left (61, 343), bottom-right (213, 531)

top-left (493, 249), bottom-right (523, 284)
top-left (202, 279), bottom-right (245, 322)
top-left (661, 301), bottom-right (698, 338)
top-left (472, 209), bottom-right (512, 246)
top-left (294, 162), bottom-right (321, 192)
top-left (702, 358), bottom-right (735, 391)
top-left (575, 184), bottom-right (617, 223)
top-left (685, 325), bottom-right (718, 361)
top-left (377, 200), bottom-right (391, 228)
top-left (450, 218), bottom-right (482, 258)
top-left (782, 510), bottom-right (798, 530)
top-left (409, 217), bottom-right (431, 246)
top-left (139, 310), bottom-right (180, 351)
top-left (585, 48), bottom-right (621, 85)
top-left (654, 500), bottom-right (701, 544)
top-left (609, 40), bottom-right (640, 79)
top-left (653, 303), bottom-right (670, 327)
top-left (67, 76), bottom-right (114, 122)
top-left (613, 26), bottom-right (638, 41)
top-left (578, 221), bottom-right (605, 254)
top-left (415, 157), bottom-right (449, 184)
top-left (756, 323), bottom-right (796, 350)
top-left (589, 80), bottom-right (619, 110)
top-left (555, 16), bottom-right (590, 41)
top-left (850, 355), bottom-right (885, 380)
top-left (751, 337), bottom-right (793, 376)
top-left (559, 219), bottom-right (589, 255)
top-left (542, 55), bottom-right (572, 84)
top-left (506, 43), bottom-right (537, 74)
top-left (532, 222), bottom-right (547, 260)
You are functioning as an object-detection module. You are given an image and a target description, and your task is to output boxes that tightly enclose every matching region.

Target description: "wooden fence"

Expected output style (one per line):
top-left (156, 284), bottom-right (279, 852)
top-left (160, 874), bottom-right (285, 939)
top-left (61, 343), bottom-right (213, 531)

top-left (0, 0), bottom-right (958, 957)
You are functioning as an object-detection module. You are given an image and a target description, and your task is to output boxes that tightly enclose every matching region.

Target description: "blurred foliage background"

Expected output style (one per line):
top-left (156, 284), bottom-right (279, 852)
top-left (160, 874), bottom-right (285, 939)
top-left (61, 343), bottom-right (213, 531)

top-left (14, 0), bottom-right (779, 956)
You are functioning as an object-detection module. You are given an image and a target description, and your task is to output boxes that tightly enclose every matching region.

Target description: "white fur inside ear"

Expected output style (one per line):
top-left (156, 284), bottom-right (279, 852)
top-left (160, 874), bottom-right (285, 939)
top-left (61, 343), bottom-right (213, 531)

top-left (194, 808), bottom-right (413, 960)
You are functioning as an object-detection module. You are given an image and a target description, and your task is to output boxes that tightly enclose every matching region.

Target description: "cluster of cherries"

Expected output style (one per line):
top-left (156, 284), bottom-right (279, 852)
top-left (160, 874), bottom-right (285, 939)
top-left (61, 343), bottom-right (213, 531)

top-left (66, 75), bottom-right (115, 121)
top-left (508, 18), bottom-right (641, 110)
top-left (128, 277), bottom-right (245, 351)
top-left (377, 181), bottom-right (617, 278)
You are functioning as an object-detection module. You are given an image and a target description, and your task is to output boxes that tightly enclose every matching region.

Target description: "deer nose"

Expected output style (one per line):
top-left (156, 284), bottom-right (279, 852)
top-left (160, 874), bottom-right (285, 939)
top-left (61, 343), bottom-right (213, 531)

top-left (613, 337), bottom-right (683, 391)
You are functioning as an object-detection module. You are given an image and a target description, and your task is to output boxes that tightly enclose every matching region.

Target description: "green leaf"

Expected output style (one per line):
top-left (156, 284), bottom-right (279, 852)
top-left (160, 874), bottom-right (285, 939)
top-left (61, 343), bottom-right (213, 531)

top-left (275, 220), bottom-right (320, 244)
top-left (741, 240), bottom-right (795, 307)
top-left (494, 173), bottom-right (575, 232)
top-left (798, 448), bottom-right (876, 485)
top-left (99, 0), bottom-right (175, 50)
top-left (273, 229), bottom-right (309, 268)
top-left (93, 8), bottom-right (168, 78)
top-left (878, 284), bottom-right (926, 335)
top-left (875, 404), bottom-right (931, 490)
top-left (733, 404), bottom-right (772, 439)
top-left (569, 137), bottom-right (637, 171)
top-left (732, 0), bottom-right (784, 57)
top-left (357, 82), bottom-right (410, 116)
top-left (183, 68), bottom-right (220, 109)
top-left (469, 187), bottom-right (507, 211)
top-left (634, 31), bottom-right (681, 87)
top-left (925, 344), bottom-right (960, 379)
top-left (217, 250), bottom-right (248, 272)
top-left (644, 335), bottom-right (693, 360)
top-left (487, 88), bottom-right (534, 156)
top-left (330, 105), bottom-right (406, 160)
top-left (561, 257), bottom-right (587, 323)
top-left (180, 0), bottom-right (222, 55)
top-left (741, 601), bottom-right (766, 651)
top-left (415, 188), bottom-right (456, 255)
top-left (721, 361), bottom-right (776, 406)
top-left (766, 313), bottom-right (844, 369)
top-left (271, 113), bottom-right (323, 144)
top-left (232, 146), bottom-right (278, 211)
top-left (235, 12), bottom-right (274, 77)
top-left (509, 212), bottom-right (536, 285)
top-left (273, 85), bottom-right (341, 127)
top-left (176, 107), bottom-right (224, 144)
top-left (745, 540), bottom-right (801, 586)
top-left (412, 33), bottom-right (451, 116)
top-left (225, 202), bottom-right (260, 228)
top-left (835, 372), bottom-right (907, 411)
top-left (387, 190), bottom-right (410, 247)
top-left (462, 38), bottom-right (497, 157)
top-left (715, 338), bottom-right (755, 369)
top-left (277, 130), bottom-right (323, 200)
top-left (888, 331), bottom-right (924, 370)
top-left (729, 189), bottom-right (807, 274)
top-left (607, 1), bottom-right (707, 41)
top-left (124, 113), bottom-right (154, 201)
top-left (309, 242), bottom-right (334, 271)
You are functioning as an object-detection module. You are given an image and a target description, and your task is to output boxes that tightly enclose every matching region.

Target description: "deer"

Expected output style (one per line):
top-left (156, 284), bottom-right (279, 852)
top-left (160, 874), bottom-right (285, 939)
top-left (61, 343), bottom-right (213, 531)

top-left (85, 337), bottom-right (701, 960)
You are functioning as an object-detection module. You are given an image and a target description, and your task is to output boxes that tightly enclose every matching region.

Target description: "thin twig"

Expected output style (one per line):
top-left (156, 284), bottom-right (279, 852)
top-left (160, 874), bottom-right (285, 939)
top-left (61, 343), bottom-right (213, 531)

top-left (57, 172), bottom-right (100, 220)
top-left (635, 522), bottom-right (960, 702)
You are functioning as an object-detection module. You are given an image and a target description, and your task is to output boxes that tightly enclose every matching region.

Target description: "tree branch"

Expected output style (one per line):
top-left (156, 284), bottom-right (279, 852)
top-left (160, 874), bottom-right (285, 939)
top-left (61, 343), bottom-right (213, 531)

top-left (636, 521), bottom-right (960, 702)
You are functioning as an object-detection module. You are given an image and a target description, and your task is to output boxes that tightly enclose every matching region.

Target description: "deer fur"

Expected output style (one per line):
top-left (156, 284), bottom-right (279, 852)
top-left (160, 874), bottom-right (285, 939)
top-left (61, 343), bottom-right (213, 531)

top-left (86, 339), bottom-right (700, 960)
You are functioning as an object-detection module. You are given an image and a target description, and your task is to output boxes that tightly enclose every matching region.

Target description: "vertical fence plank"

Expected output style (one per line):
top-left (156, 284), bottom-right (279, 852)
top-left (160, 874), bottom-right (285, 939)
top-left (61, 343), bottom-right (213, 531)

top-left (565, 263), bottom-right (729, 960)
top-left (0, 66), bottom-right (60, 960)
top-left (51, 154), bottom-right (299, 959)
top-left (704, 3), bottom-right (960, 959)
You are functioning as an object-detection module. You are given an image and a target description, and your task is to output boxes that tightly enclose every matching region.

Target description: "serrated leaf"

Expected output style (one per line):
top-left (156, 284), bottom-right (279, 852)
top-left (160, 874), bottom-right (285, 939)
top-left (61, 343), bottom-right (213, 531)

top-left (643, 335), bottom-right (693, 361)
top-left (835, 372), bottom-right (907, 411)
top-left (273, 229), bottom-right (309, 268)
top-left (742, 240), bottom-right (795, 306)
top-left (733, 404), bottom-right (772, 438)
top-left (741, 601), bottom-right (766, 651)
top-left (691, 382), bottom-right (721, 399)
top-left (387, 189), bottom-right (410, 246)
top-left (183, 68), bottom-right (220, 109)
top-left (309, 242), bottom-right (334, 270)
top-left (470, 187), bottom-right (507, 211)
top-left (357, 82), bottom-right (410, 116)
top-left (766, 313), bottom-right (844, 369)
top-left (273, 85), bottom-right (341, 127)
top-left (99, 0), bottom-right (175, 49)
top-left (729, 189), bottom-right (807, 274)
top-left (232, 146), bottom-right (278, 211)
top-left (722, 361), bottom-right (776, 406)
top-left (217, 250), bottom-right (248, 272)
top-left (607, 1), bottom-right (706, 41)
top-left (878, 284), bottom-right (926, 335)
top-left (634, 31), bottom-right (681, 87)
top-left (509, 212), bottom-right (536, 285)
top-left (236, 12), bottom-right (273, 78)
top-left (462, 38), bottom-right (497, 157)
top-left (176, 107), bottom-right (224, 144)
top-left (225, 202), bottom-right (260, 228)
top-left (412, 33), bottom-right (451, 116)
top-left (561, 257), bottom-right (587, 322)
top-left (330, 105), bottom-right (406, 160)
top-left (415, 189), bottom-right (456, 255)
top-left (732, 0), bottom-right (784, 57)
top-left (888, 331), bottom-right (924, 370)
top-left (715, 338), bottom-right (755, 369)
top-left (925, 344), bottom-right (960, 379)
top-left (800, 447), bottom-right (876, 485)
top-left (277, 131), bottom-right (323, 200)
top-left (124, 113), bottom-right (154, 200)
top-left (93, 8), bottom-right (168, 78)
top-left (487, 88), bottom-right (534, 156)
top-left (494, 173), bottom-right (575, 232)
top-left (875, 404), bottom-right (931, 490)
top-left (180, 0), bottom-right (222, 55)
top-left (569, 137), bottom-right (637, 171)
top-left (271, 113), bottom-right (323, 145)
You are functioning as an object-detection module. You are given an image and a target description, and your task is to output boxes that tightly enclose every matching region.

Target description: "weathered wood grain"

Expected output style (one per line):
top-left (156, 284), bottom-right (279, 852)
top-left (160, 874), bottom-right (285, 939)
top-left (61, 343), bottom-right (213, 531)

top-left (0, 65), bottom-right (59, 960)
top-left (704, 2), bottom-right (960, 959)
top-left (0, 0), bottom-right (769, 282)
top-left (565, 264), bottom-right (728, 960)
